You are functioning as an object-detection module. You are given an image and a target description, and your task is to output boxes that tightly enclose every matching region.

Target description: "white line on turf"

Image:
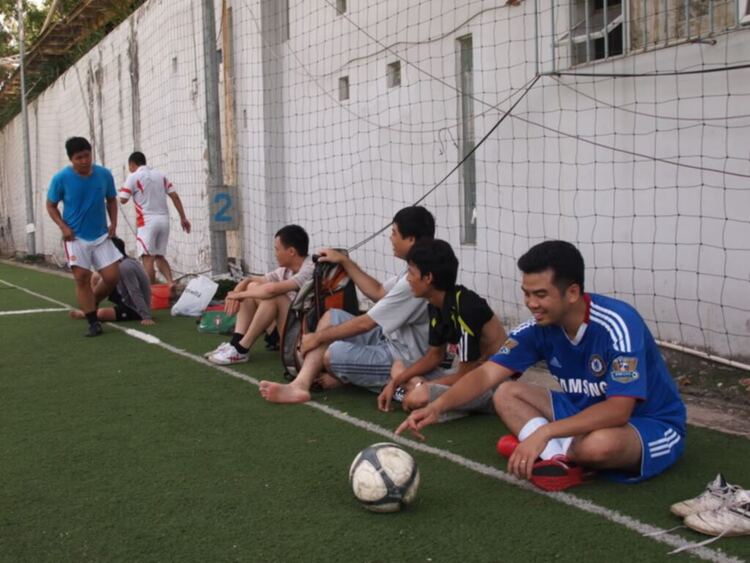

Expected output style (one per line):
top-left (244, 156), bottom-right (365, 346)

top-left (1, 277), bottom-right (741, 563)
top-left (124, 328), bottom-right (162, 344)
top-left (0, 279), bottom-right (72, 309)
top-left (0, 307), bottom-right (69, 316)
top-left (84, 330), bottom-right (749, 562)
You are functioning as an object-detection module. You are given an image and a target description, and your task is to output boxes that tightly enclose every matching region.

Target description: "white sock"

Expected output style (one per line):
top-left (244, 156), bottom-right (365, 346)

top-left (518, 417), bottom-right (573, 461)
top-left (540, 436), bottom-right (573, 460)
top-left (518, 417), bottom-right (548, 441)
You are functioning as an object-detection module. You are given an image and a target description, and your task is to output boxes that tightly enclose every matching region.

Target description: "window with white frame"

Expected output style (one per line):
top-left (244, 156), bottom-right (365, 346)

top-left (563, 0), bottom-right (624, 65)
top-left (560, 1), bottom-right (742, 66)
top-left (339, 76), bottom-right (350, 101)
top-left (457, 35), bottom-right (477, 244)
top-left (387, 61), bottom-right (401, 88)
top-left (280, 0), bottom-right (290, 41)
top-left (740, 0), bottom-right (750, 23)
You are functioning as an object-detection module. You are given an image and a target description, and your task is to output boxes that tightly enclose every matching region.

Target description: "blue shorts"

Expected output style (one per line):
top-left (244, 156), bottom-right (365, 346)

top-left (326, 309), bottom-right (393, 393)
top-left (550, 391), bottom-right (685, 483)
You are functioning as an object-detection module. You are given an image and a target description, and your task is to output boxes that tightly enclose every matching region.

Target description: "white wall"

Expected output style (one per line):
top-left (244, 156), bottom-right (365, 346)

top-left (1, 0), bottom-right (749, 360)
top-left (0, 0), bottom-right (211, 275)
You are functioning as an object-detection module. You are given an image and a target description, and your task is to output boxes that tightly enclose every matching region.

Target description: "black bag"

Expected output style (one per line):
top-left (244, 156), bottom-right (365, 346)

top-left (281, 252), bottom-right (359, 380)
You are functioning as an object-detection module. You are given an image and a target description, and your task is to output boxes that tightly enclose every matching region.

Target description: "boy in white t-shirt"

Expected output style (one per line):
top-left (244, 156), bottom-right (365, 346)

top-left (119, 151), bottom-right (191, 285)
top-left (259, 206), bottom-right (436, 404)
top-left (205, 225), bottom-right (314, 365)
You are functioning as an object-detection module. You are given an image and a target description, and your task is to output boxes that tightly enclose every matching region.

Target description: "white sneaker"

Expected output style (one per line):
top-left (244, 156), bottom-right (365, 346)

top-left (684, 488), bottom-right (750, 537)
top-left (670, 474), bottom-right (741, 518)
top-left (208, 344), bottom-right (249, 365)
top-left (203, 341), bottom-right (232, 358)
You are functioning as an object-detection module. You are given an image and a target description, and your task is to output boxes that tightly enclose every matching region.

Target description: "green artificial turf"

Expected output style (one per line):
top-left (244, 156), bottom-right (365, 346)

top-left (1, 262), bottom-right (748, 562)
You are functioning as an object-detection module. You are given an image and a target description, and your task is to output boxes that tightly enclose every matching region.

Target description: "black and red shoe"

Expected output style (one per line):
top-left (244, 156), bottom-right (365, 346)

top-left (530, 455), bottom-right (593, 492)
top-left (496, 434), bottom-right (520, 459)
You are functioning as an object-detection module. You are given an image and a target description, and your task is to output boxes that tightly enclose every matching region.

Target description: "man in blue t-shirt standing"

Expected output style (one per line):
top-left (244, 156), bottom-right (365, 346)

top-left (397, 240), bottom-right (686, 492)
top-left (46, 137), bottom-right (121, 337)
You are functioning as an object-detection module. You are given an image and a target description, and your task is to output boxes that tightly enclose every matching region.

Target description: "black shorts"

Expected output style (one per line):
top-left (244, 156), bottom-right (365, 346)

top-left (114, 304), bottom-right (143, 322)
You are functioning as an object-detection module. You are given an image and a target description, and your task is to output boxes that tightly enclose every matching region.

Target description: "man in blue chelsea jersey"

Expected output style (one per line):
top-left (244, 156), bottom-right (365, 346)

top-left (397, 240), bottom-right (686, 491)
top-left (46, 137), bottom-right (121, 337)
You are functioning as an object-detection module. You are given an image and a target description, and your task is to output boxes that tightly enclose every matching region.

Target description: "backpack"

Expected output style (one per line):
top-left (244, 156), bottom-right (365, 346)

top-left (281, 252), bottom-right (359, 380)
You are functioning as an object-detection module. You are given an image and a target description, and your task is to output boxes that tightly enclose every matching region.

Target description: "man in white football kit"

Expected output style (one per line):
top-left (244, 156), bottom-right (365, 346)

top-left (119, 151), bottom-right (191, 285)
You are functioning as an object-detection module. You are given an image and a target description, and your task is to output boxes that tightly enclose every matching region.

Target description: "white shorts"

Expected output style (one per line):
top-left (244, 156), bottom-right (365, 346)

top-left (136, 214), bottom-right (170, 257)
top-left (64, 235), bottom-right (122, 271)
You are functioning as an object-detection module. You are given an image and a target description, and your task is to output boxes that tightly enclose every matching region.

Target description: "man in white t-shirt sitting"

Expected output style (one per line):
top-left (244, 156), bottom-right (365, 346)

top-left (119, 151), bottom-right (191, 285)
top-left (205, 225), bottom-right (315, 365)
top-left (259, 206), bottom-right (436, 404)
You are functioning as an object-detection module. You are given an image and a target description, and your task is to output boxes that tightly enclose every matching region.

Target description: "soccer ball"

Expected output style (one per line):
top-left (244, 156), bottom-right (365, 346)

top-left (349, 442), bottom-right (420, 513)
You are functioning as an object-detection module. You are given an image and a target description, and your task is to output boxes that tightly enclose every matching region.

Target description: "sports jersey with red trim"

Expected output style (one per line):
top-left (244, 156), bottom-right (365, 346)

top-left (119, 165), bottom-right (175, 227)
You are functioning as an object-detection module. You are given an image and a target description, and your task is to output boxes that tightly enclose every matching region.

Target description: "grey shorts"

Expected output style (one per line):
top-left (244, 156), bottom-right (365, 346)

top-left (326, 309), bottom-right (393, 393)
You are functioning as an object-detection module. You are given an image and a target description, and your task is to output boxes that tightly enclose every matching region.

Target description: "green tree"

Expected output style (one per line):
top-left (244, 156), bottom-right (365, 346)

top-left (0, 0), bottom-right (50, 58)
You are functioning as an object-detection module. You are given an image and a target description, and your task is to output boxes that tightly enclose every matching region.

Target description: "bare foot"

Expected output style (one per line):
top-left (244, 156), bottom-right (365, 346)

top-left (69, 309), bottom-right (85, 320)
top-left (315, 372), bottom-right (344, 390)
top-left (259, 381), bottom-right (311, 404)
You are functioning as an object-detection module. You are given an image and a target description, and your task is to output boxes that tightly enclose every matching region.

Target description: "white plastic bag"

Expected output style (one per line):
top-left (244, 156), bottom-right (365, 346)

top-left (171, 276), bottom-right (219, 317)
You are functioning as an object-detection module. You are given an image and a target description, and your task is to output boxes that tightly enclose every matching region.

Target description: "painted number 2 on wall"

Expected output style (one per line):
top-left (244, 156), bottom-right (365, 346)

top-left (209, 187), bottom-right (239, 231)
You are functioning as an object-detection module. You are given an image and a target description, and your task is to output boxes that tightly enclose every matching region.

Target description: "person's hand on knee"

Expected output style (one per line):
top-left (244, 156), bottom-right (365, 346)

top-left (224, 297), bottom-right (240, 316)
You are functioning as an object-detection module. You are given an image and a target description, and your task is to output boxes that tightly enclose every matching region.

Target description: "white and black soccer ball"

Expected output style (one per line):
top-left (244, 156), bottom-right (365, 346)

top-left (349, 442), bottom-right (420, 513)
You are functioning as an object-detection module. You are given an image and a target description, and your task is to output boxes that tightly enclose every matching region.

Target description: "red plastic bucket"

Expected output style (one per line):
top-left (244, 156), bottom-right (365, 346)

top-left (151, 284), bottom-right (171, 310)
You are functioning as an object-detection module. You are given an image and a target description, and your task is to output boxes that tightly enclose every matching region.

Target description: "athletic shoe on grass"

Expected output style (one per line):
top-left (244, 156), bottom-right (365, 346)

top-left (496, 434), bottom-right (520, 459)
top-left (204, 341), bottom-right (232, 358)
top-left (684, 489), bottom-right (750, 537)
top-left (530, 455), bottom-right (590, 492)
top-left (208, 345), bottom-right (249, 365)
top-left (85, 321), bottom-right (103, 337)
top-left (670, 474), bottom-right (742, 518)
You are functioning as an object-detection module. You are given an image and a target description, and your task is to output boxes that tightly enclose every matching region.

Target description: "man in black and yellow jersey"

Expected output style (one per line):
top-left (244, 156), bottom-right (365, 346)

top-left (378, 238), bottom-right (507, 415)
